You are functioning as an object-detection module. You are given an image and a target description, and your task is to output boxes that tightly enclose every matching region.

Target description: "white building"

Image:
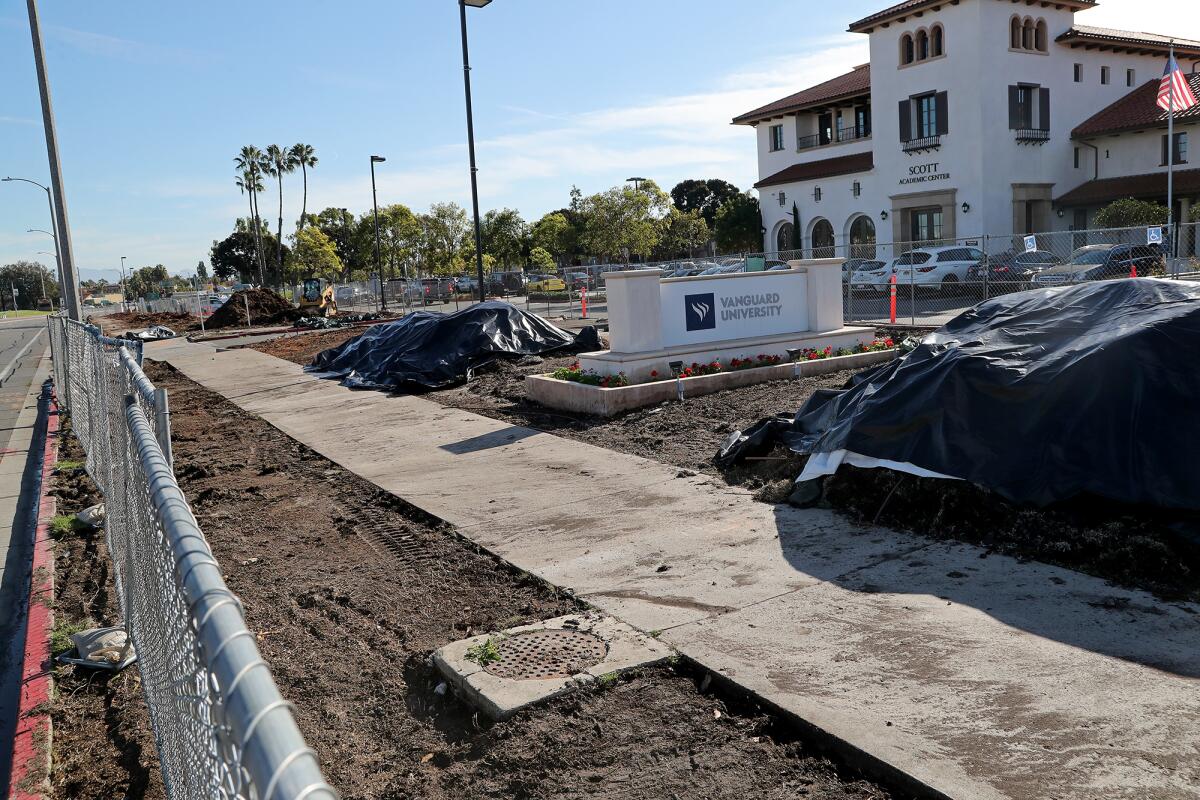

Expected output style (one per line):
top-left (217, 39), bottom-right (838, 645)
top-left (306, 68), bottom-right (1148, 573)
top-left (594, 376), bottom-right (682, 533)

top-left (734, 0), bottom-right (1200, 257)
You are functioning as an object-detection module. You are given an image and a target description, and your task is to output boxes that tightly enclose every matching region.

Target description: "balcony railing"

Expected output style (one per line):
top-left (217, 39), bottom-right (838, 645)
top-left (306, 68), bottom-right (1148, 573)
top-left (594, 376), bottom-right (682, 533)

top-left (797, 134), bottom-right (825, 150)
top-left (1014, 128), bottom-right (1050, 144)
top-left (902, 134), bottom-right (941, 153)
top-left (836, 126), bottom-right (870, 143)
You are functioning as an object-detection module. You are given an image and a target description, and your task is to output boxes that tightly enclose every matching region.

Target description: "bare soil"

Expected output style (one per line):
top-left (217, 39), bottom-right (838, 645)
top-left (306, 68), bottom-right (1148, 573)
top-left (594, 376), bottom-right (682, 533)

top-left (92, 311), bottom-right (200, 335)
top-left (207, 288), bottom-right (300, 329)
top-left (46, 361), bottom-right (895, 799)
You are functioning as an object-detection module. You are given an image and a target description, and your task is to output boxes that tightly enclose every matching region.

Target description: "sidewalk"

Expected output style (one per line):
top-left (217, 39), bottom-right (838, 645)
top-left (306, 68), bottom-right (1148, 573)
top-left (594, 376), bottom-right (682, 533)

top-left (152, 338), bottom-right (1200, 800)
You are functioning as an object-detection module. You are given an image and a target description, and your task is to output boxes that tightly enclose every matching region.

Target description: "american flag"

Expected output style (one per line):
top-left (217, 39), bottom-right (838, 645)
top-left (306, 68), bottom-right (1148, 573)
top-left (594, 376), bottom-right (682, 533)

top-left (1157, 55), bottom-right (1198, 112)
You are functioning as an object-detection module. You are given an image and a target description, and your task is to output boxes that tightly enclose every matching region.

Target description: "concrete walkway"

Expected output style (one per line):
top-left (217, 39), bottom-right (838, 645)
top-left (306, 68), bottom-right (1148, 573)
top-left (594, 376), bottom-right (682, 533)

top-left (152, 337), bottom-right (1200, 800)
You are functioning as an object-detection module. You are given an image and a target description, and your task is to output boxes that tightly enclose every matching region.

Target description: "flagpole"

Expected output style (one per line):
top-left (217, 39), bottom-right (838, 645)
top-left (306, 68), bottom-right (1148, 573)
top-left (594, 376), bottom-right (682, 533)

top-left (1167, 41), bottom-right (1175, 255)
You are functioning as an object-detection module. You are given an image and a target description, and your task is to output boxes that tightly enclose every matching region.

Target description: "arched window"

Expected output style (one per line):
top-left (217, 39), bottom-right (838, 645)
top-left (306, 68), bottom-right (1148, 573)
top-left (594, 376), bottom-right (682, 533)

top-left (811, 219), bottom-right (835, 259)
top-left (931, 25), bottom-right (944, 57)
top-left (1035, 19), bottom-right (1048, 52)
top-left (916, 29), bottom-right (929, 60)
top-left (1010, 17), bottom-right (1021, 49)
top-left (1022, 18), bottom-right (1034, 50)
top-left (776, 222), bottom-right (796, 254)
top-left (900, 34), bottom-right (914, 65)
top-left (849, 216), bottom-right (877, 259)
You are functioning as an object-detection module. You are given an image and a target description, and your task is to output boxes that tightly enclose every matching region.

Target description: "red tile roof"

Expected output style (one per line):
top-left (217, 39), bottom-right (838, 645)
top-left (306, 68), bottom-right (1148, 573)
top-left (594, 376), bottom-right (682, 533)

top-left (733, 65), bottom-right (871, 126)
top-left (848, 0), bottom-right (1096, 33)
top-left (1073, 73), bottom-right (1200, 138)
top-left (1054, 168), bottom-right (1200, 206)
top-left (1055, 26), bottom-right (1200, 58)
top-left (754, 152), bottom-right (874, 189)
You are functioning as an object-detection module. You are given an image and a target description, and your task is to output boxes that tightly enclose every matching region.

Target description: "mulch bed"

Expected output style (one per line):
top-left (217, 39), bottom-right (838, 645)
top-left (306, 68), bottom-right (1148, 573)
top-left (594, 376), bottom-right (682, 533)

top-left (247, 325), bottom-right (1200, 601)
top-left (45, 362), bottom-right (895, 799)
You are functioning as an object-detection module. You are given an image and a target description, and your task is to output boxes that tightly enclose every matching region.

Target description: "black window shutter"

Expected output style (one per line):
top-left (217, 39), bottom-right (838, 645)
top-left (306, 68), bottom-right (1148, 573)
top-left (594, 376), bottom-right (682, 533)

top-left (1038, 87), bottom-right (1050, 131)
top-left (1008, 86), bottom-right (1020, 129)
top-left (935, 91), bottom-right (949, 135)
top-left (898, 99), bottom-right (912, 142)
top-left (1162, 134), bottom-right (1169, 165)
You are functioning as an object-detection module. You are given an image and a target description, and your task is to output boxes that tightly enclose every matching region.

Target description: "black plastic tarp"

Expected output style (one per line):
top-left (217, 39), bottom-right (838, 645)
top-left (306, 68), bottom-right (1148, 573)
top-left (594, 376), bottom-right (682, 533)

top-left (311, 301), bottom-right (599, 391)
top-left (720, 279), bottom-right (1200, 511)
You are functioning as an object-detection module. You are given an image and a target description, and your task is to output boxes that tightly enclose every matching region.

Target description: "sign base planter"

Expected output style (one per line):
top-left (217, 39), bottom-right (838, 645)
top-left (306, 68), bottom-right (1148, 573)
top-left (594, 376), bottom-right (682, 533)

top-left (526, 348), bottom-right (898, 417)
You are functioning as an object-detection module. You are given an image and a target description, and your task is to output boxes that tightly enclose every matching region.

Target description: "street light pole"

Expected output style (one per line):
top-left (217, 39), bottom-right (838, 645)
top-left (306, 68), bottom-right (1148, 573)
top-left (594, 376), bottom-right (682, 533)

top-left (4, 178), bottom-right (66, 311)
top-left (460, 0), bottom-right (492, 304)
top-left (24, 0), bottom-right (81, 320)
top-left (120, 255), bottom-right (128, 310)
top-left (370, 156), bottom-right (386, 312)
top-left (26, 227), bottom-right (63, 302)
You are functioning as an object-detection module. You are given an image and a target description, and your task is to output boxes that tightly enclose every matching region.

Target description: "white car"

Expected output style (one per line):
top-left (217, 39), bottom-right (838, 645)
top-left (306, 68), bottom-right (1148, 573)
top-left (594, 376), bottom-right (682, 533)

top-left (893, 245), bottom-right (986, 293)
top-left (849, 259), bottom-right (892, 293)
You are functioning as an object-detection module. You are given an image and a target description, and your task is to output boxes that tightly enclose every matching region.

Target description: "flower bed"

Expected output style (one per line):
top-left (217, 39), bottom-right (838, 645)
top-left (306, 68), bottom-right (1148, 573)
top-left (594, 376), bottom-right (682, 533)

top-left (548, 338), bottom-right (895, 388)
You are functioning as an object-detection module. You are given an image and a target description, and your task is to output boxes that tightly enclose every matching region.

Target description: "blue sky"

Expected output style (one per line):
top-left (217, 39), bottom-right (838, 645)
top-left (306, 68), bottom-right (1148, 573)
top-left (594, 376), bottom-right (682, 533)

top-left (0, 0), bottom-right (1182, 280)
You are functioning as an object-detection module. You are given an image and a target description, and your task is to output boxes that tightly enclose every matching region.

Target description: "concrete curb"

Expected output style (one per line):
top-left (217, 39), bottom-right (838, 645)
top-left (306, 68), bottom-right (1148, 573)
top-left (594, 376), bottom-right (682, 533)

top-left (8, 384), bottom-right (57, 800)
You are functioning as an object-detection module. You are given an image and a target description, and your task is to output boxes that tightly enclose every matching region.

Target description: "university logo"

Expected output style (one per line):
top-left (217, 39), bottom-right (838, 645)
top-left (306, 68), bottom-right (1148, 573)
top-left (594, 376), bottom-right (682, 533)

top-left (684, 292), bottom-right (716, 331)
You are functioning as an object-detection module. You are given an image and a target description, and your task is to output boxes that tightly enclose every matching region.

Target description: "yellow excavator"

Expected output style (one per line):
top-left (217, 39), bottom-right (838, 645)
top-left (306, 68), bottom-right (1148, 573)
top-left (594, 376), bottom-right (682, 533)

top-left (297, 277), bottom-right (337, 317)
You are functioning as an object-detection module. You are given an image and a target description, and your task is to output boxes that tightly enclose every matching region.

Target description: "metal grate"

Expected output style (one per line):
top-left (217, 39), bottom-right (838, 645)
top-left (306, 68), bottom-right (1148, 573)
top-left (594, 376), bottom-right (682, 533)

top-left (485, 629), bottom-right (607, 680)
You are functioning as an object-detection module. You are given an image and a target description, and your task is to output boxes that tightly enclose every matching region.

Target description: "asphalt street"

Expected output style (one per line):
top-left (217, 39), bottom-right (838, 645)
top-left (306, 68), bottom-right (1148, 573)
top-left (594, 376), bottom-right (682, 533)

top-left (0, 316), bottom-right (52, 797)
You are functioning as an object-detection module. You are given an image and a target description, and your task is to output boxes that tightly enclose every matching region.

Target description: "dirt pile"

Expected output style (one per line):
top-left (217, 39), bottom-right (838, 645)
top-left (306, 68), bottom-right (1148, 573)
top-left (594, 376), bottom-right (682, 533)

top-left (206, 288), bottom-right (299, 329)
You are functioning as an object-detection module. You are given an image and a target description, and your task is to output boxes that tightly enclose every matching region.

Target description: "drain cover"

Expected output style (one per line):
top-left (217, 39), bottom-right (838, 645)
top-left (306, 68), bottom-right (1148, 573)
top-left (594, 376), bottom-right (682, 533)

top-left (485, 629), bottom-right (608, 680)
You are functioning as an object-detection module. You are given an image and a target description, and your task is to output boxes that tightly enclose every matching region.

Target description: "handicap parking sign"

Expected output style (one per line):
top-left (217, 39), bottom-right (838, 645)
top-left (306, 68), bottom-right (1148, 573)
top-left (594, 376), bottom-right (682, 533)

top-left (1023, 235), bottom-right (1037, 253)
top-left (1147, 226), bottom-right (1163, 245)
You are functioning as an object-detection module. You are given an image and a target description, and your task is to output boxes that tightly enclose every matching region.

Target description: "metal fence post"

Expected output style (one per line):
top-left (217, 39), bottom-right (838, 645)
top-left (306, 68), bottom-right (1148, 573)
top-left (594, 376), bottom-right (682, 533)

top-left (153, 387), bottom-right (172, 469)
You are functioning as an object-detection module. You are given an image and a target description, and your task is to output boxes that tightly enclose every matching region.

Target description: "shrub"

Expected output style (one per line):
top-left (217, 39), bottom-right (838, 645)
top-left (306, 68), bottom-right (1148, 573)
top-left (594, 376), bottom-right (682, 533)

top-left (1093, 198), bottom-right (1170, 229)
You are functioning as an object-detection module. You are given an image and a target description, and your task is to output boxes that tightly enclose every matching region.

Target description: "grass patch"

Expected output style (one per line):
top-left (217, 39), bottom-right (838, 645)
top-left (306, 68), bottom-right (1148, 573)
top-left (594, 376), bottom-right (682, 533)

top-left (49, 515), bottom-right (76, 540)
top-left (50, 617), bottom-right (91, 657)
top-left (54, 459), bottom-right (84, 473)
top-left (464, 637), bottom-right (503, 666)
top-left (597, 671), bottom-right (619, 689)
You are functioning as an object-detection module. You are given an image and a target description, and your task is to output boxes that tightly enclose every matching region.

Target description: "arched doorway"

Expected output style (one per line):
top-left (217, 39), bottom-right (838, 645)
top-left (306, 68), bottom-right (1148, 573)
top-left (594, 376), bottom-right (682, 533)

top-left (848, 215), bottom-right (877, 258)
top-left (775, 222), bottom-right (795, 254)
top-left (810, 218), bottom-right (835, 258)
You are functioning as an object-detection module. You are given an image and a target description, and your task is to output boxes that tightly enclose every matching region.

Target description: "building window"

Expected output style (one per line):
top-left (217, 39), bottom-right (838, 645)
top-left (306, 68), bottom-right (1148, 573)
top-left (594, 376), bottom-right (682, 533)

top-left (849, 215), bottom-right (877, 258)
top-left (769, 124), bottom-right (784, 151)
top-left (931, 25), bottom-right (944, 57)
top-left (901, 33), bottom-right (914, 65)
top-left (814, 187), bottom-right (822, 203)
top-left (778, 191), bottom-right (786, 206)
top-left (1101, 66), bottom-right (1110, 85)
top-left (776, 222), bottom-right (795, 253)
top-left (1008, 84), bottom-right (1049, 132)
top-left (855, 105), bottom-right (872, 138)
top-left (853, 180), bottom-right (861, 198)
top-left (917, 29), bottom-right (929, 60)
top-left (818, 112), bottom-right (833, 145)
top-left (1035, 20), bottom-right (1047, 52)
top-left (1022, 18), bottom-right (1034, 50)
top-left (1010, 17), bottom-right (1021, 49)
top-left (917, 93), bottom-right (938, 138)
top-left (1163, 131), bottom-right (1189, 165)
top-left (811, 219), bottom-right (835, 258)
top-left (1073, 146), bottom-right (1080, 169)
top-left (1127, 68), bottom-right (1136, 87)
top-left (911, 207), bottom-right (944, 243)
top-left (1073, 63), bottom-right (1082, 82)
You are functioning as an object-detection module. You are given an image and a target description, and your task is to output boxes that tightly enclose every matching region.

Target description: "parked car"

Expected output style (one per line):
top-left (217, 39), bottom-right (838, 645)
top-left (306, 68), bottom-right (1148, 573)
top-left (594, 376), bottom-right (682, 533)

top-left (334, 286), bottom-right (370, 305)
top-left (453, 276), bottom-right (479, 295)
top-left (527, 274), bottom-right (566, 292)
top-left (668, 265), bottom-right (704, 277)
top-left (891, 245), bottom-right (986, 293)
top-left (967, 249), bottom-right (1062, 292)
top-left (697, 262), bottom-right (743, 276)
top-left (1031, 244), bottom-right (1165, 288)
top-left (846, 259), bottom-right (889, 291)
top-left (766, 260), bottom-right (792, 271)
top-left (420, 277), bottom-right (455, 303)
top-left (562, 272), bottom-right (590, 290)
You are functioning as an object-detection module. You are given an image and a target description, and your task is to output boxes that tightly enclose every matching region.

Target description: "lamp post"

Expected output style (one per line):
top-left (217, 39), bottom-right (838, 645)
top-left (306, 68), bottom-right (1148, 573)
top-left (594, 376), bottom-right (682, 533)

top-left (3, 176), bottom-right (70, 313)
top-left (626, 177), bottom-right (648, 192)
top-left (19, 0), bottom-right (82, 321)
top-left (26, 227), bottom-right (63, 297)
top-left (120, 255), bottom-right (128, 310)
top-left (35, 251), bottom-right (53, 306)
top-left (370, 156), bottom-right (386, 312)
top-left (460, 0), bottom-right (492, 303)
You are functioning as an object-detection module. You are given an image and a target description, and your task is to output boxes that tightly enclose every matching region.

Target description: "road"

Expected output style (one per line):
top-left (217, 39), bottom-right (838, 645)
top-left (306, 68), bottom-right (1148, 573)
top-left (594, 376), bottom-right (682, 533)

top-left (0, 317), bottom-right (52, 797)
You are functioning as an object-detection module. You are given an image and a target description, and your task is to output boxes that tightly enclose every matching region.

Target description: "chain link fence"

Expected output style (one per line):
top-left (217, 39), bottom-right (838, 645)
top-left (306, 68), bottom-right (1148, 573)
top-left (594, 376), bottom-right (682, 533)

top-left (45, 314), bottom-right (337, 800)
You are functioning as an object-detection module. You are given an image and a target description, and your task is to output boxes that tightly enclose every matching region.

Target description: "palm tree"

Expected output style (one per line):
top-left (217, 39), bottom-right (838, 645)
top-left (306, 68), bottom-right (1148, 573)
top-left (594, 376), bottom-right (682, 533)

top-left (265, 144), bottom-right (297, 285)
top-left (234, 146), bottom-right (268, 284)
top-left (290, 144), bottom-right (318, 232)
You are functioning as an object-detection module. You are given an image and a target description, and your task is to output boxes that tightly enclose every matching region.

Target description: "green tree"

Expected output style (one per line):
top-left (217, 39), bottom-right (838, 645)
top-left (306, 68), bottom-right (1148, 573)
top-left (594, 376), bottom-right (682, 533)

top-left (0, 260), bottom-right (58, 309)
top-left (670, 179), bottom-right (740, 228)
top-left (196, 260), bottom-right (209, 282)
top-left (290, 226), bottom-right (343, 281)
top-left (655, 208), bottom-right (710, 260)
top-left (714, 193), bottom-right (763, 253)
top-left (419, 202), bottom-right (471, 276)
top-left (531, 212), bottom-right (575, 265)
top-left (125, 264), bottom-right (170, 300)
top-left (481, 208), bottom-right (529, 267)
top-left (290, 143), bottom-right (318, 232)
top-left (1093, 198), bottom-right (1170, 228)
top-left (528, 246), bottom-right (555, 270)
top-left (309, 207), bottom-right (365, 278)
top-left (211, 219), bottom-right (287, 284)
top-left (234, 145), bottom-right (268, 284)
top-left (377, 203), bottom-right (422, 283)
top-left (579, 185), bottom-right (661, 263)
top-left (265, 144), bottom-right (298, 281)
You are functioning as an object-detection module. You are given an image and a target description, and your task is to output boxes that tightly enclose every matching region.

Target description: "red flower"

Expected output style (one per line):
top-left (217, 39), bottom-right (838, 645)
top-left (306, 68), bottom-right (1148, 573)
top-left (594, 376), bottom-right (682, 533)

top-left (650, 370), bottom-right (658, 378)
